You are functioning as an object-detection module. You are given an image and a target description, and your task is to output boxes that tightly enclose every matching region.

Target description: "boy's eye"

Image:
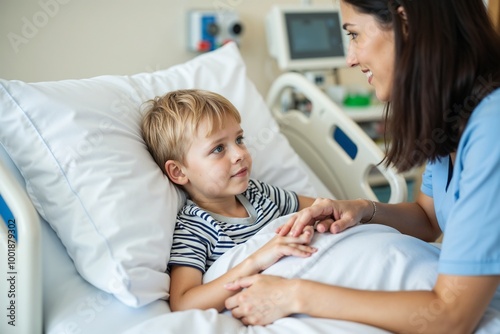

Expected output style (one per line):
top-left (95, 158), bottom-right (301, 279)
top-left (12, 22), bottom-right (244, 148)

top-left (236, 136), bottom-right (245, 144)
top-left (212, 145), bottom-right (224, 154)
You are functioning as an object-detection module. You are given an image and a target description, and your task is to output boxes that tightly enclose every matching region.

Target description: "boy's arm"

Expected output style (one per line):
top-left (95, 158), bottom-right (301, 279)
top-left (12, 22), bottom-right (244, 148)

top-left (297, 195), bottom-right (316, 210)
top-left (169, 262), bottom-right (256, 312)
top-left (169, 230), bottom-right (317, 312)
top-left (170, 254), bottom-right (274, 312)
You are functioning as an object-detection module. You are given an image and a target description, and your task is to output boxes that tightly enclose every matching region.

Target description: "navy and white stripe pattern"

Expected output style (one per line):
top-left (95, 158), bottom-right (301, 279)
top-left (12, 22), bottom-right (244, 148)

top-left (168, 179), bottom-right (299, 273)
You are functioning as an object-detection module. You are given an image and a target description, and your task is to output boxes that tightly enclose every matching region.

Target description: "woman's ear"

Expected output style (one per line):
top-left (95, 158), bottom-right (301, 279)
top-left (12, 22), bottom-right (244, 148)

top-left (397, 6), bottom-right (409, 36)
top-left (165, 160), bottom-right (188, 186)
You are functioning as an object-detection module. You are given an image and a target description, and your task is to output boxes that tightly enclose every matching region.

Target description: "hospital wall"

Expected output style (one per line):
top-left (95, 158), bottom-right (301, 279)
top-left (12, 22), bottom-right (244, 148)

top-left (0, 0), bottom-right (370, 96)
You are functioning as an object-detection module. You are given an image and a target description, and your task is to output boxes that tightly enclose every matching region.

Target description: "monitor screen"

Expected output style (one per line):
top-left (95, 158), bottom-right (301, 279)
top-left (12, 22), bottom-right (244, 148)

top-left (285, 12), bottom-right (344, 60)
top-left (266, 5), bottom-right (348, 71)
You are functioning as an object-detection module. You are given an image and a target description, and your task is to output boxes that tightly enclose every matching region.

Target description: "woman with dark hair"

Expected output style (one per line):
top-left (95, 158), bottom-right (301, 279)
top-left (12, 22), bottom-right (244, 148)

top-left (224, 0), bottom-right (500, 332)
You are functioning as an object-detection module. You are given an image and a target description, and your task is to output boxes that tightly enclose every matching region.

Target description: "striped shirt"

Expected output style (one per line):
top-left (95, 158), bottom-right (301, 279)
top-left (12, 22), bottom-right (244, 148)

top-left (168, 179), bottom-right (299, 273)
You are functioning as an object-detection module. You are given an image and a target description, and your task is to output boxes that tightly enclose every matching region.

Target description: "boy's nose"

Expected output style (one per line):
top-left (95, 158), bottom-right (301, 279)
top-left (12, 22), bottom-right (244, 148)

top-left (231, 146), bottom-right (246, 163)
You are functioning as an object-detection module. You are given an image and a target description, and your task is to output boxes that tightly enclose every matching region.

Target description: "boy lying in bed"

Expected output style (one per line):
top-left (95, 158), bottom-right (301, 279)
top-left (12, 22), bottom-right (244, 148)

top-left (141, 89), bottom-right (316, 312)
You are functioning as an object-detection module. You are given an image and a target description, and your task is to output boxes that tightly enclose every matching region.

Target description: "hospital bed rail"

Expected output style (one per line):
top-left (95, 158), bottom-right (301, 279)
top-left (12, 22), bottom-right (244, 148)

top-left (267, 72), bottom-right (407, 203)
top-left (0, 156), bottom-right (42, 334)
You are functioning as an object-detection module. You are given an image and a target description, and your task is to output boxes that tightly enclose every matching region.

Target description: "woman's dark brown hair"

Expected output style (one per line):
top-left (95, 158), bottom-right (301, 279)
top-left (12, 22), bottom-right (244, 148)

top-left (343, 0), bottom-right (500, 172)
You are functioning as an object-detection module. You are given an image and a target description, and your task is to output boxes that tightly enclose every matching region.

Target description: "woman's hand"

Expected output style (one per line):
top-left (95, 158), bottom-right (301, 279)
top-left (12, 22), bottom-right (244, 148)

top-left (246, 226), bottom-right (316, 272)
top-left (277, 198), bottom-right (372, 237)
top-left (224, 275), bottom-right (297, 325)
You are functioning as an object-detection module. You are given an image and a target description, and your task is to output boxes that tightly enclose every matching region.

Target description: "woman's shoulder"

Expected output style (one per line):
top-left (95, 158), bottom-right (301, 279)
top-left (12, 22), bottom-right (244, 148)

top-left (466, 88), bottom-right (500, 133)
top-left (458, 88), bottom-right (500, 162)
top-left (474, 88), bottom-right (500, 118)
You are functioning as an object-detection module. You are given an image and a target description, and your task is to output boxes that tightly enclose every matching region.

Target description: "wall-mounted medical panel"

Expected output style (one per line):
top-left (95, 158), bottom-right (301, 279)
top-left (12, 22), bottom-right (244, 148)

top-left (187, 10), bottom-right (243, 52)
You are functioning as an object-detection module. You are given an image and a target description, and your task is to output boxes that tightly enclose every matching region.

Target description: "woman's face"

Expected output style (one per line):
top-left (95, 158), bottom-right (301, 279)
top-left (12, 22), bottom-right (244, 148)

top-left (340, 1), bottom-right (396, 102)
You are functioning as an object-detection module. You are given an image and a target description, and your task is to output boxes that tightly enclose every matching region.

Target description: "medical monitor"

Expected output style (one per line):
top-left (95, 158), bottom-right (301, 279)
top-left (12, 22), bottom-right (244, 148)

top-left (266, 5), bottom-right (348, 71)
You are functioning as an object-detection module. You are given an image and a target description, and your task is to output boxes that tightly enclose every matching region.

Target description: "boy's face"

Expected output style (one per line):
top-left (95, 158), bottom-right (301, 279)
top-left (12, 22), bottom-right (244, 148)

top-left (181, 115), bottom-right (252, 203)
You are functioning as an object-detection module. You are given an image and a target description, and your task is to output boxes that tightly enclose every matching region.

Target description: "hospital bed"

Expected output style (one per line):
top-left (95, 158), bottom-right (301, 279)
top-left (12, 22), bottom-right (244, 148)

top-left (1, 42), bottom-right (499, 334)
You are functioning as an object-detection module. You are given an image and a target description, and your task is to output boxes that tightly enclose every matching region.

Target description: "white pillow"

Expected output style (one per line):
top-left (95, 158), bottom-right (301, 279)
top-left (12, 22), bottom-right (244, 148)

top-left (0, 42), bottom-right (315, 307)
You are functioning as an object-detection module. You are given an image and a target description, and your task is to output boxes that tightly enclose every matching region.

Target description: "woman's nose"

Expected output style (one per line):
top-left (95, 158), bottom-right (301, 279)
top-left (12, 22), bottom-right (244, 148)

top-left (346, 44), bottom-right (358, 68)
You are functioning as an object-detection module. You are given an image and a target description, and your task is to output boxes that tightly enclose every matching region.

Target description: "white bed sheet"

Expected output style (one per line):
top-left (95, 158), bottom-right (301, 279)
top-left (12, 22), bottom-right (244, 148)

top-left (123, 309), bottom-right (390, 334)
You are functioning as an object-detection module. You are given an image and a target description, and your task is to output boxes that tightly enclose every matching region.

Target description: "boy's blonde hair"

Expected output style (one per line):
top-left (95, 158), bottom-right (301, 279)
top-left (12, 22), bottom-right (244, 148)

top-left (141, 89), bottom-right (242, 174)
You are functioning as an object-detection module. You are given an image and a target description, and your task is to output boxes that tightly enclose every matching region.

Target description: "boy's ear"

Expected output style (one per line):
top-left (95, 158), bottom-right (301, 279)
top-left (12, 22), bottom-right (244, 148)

top-left (165, 160), bottom-right (188, 185)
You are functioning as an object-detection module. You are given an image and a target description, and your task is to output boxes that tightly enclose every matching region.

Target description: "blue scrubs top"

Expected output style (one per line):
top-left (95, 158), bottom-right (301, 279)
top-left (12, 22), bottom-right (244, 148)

top-left (421, 88), bottom-right (500, 309)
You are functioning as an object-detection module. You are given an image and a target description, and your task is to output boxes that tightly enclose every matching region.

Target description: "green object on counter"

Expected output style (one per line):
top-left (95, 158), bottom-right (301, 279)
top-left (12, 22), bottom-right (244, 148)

top-left (343, 94), bottom-right (371, 107)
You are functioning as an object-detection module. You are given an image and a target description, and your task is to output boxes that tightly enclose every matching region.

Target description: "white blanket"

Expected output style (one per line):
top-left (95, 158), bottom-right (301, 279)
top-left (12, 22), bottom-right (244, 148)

top-left (125, 215), bottom-right (447, 334)
top-left (204, 215), bottom-right (439, 291)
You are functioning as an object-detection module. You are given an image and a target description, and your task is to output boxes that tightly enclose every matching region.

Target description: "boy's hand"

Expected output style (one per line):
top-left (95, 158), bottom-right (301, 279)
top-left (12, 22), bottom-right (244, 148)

top-left (247, 226), bottom-right (316, 272)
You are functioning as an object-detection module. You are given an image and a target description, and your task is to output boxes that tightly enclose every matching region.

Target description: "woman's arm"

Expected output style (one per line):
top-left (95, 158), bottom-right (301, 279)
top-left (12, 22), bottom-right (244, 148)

top-left (280, 193), bottom-right (442, 242)
top-left (365, 192), bottom-right (441, 241)
top-left (169, 229), bottom-right (317, 312)
top-left (225, 273), bottom-right (500, 333)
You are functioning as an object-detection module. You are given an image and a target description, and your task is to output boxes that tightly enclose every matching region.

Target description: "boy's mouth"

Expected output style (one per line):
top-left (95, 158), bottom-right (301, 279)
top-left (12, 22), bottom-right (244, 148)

top-left (232, 167), bottom-right (248, 177)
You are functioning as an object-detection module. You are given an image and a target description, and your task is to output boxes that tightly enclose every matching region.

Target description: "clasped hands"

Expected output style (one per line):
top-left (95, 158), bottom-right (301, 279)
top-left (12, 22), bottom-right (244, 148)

top-left (224, 198), bottom-right (365, 325)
